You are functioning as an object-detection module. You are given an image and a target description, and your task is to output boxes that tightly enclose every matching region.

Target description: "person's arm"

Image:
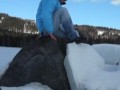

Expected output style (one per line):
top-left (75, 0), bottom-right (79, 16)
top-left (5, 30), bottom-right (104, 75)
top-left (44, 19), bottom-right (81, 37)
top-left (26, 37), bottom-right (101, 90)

top-left (43, 0), bottom-right (61, 33)
top-left (36, 1), bottom-right (44, 33)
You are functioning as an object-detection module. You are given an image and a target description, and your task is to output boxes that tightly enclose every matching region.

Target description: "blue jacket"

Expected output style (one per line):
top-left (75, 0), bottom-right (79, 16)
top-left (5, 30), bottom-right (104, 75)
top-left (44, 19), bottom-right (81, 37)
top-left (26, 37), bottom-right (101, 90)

top-left (36, 0), bottom-right (61, 33)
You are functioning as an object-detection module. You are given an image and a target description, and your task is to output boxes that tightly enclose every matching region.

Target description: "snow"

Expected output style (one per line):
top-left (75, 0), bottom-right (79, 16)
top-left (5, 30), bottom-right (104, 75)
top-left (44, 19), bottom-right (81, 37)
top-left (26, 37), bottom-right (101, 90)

top-left (0, 47), bottom-right (21, 76)
top-left (0, 20), bottom-right (2, 24)
top-left (0, 17), bottom-right (5, 23)
top-left (64, 43), bottom-right (120, 90)
top-left (1, 82), bottom-right (52, 90)
top-left (97, 31), bottom-right (105, 35)
top-left (1, 43), bottom-right (120, 90)
top-left (1, 17), bottom-right (5, 20)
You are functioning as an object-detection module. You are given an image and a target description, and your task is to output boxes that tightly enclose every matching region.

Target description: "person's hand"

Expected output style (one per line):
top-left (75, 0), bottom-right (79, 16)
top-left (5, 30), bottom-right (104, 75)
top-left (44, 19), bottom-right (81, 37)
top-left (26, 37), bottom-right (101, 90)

top-left (50, 34), bottom-right (57, 41)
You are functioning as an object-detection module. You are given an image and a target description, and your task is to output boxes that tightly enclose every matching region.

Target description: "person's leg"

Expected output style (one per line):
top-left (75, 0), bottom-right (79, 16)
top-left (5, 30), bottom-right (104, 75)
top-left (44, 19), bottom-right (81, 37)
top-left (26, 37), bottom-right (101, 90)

top-left (53, 7), bottom-right (79, 40)
top-left (53, 8), bottom-right (66, 39)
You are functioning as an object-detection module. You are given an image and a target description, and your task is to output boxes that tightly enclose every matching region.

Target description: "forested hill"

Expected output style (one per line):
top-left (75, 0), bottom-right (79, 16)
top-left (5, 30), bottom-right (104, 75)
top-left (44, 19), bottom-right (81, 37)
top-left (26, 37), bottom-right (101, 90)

top-left (0, 13), bottom-right (120, 47)
top-left (0, 13), bottom-right (38, 34)
top-left (0, 13), bottom-right (120, 35)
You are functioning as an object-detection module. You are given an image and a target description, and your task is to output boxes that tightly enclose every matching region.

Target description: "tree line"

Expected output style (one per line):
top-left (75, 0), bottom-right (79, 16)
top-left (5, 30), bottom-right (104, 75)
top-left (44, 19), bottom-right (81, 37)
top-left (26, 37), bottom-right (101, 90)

top-left (0, 25), bottom-right (120, 47)
top-left (0, 28), bottom-right (39, 47)
top-left (1, 13), bottom-right (120, 47)
top-left (75, 25), bottom-right (120, 44)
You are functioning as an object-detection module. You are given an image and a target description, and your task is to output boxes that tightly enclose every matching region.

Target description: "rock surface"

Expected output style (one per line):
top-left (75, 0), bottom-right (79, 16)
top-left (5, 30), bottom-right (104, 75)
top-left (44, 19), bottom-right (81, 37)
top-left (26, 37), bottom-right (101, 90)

top-left (0, 36), bottom-right (70, 90)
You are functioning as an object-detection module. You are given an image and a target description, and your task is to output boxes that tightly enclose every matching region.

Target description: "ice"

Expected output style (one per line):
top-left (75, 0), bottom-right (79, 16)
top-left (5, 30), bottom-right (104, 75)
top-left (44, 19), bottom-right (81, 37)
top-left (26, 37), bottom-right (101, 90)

top-left (64, 43), bottom-right (120, 90)
top-left (93, 44), bottom-right (120, 65)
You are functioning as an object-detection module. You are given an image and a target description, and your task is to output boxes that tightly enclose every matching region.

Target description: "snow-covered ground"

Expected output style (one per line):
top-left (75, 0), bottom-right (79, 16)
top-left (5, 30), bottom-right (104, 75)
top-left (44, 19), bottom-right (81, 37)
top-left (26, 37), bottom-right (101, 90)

top-left (0, 47), bottom-right (21, 76)
top-left (0, 82), bottom-right (52, 90)
top-left (0, 43), bottom-right (120, 90)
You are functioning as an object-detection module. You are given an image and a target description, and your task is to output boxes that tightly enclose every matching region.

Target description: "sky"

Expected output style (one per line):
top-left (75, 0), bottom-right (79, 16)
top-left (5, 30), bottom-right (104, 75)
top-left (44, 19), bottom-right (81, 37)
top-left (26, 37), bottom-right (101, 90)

top-left (0, 0), bottom-right (120, 29)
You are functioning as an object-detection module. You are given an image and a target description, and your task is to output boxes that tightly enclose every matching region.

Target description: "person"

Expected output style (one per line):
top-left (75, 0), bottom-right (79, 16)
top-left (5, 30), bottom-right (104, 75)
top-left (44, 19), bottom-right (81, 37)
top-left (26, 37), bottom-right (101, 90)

top-left (36, 0), bottom-right (79, 42)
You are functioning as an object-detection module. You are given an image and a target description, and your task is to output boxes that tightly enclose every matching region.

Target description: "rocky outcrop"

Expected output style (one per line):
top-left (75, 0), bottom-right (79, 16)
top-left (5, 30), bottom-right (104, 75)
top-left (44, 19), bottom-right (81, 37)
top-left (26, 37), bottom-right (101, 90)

top-left (0, 36), bottom-right (70, 90)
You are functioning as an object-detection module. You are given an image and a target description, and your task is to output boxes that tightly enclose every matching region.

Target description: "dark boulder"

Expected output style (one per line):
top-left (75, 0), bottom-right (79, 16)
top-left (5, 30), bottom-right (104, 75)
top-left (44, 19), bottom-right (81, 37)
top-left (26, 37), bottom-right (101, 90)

top-left (0, 36), bottom-right (70, 90)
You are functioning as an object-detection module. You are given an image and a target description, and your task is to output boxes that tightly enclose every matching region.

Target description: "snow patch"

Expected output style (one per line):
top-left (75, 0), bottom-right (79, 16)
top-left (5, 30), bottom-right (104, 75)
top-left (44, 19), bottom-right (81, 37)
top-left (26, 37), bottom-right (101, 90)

top-left (0, 20), bottom-right (2, 24)
top-left (1, 17), bottom-right (5, 20)
top-left (0, 82), bottom-right (52, 90)
top-left (0, 47), bottom-right (21, 76)
top-left (97, 31), bottom-right (105, 35)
